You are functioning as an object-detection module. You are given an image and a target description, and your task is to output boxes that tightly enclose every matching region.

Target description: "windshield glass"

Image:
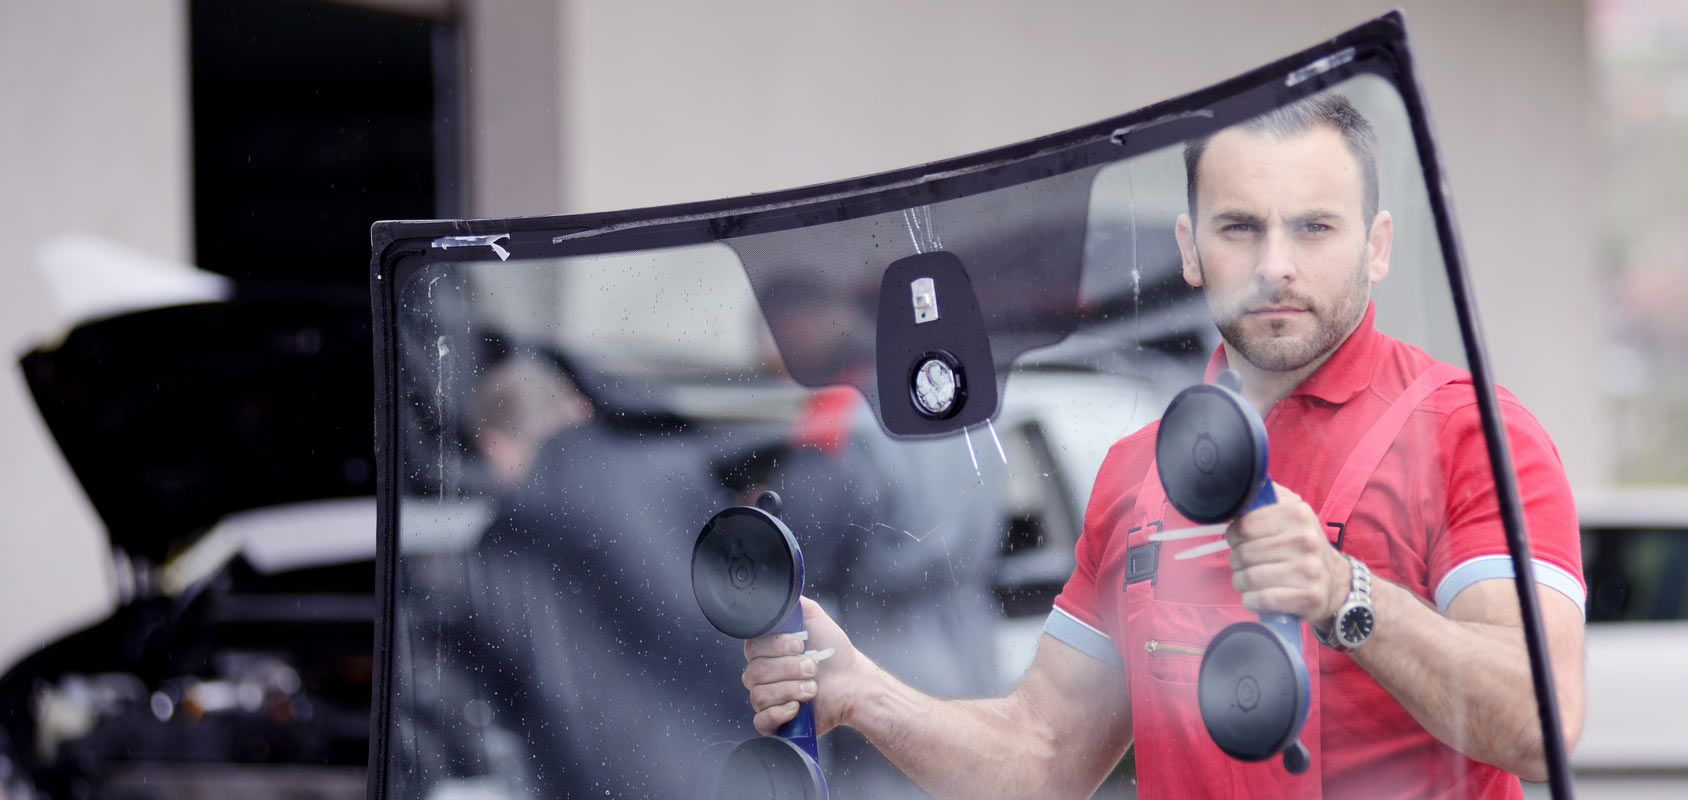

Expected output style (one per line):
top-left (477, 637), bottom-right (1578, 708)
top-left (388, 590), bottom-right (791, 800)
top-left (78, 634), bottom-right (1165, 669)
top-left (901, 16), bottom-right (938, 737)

top-left (374, 25), bottom-right (1581, 799)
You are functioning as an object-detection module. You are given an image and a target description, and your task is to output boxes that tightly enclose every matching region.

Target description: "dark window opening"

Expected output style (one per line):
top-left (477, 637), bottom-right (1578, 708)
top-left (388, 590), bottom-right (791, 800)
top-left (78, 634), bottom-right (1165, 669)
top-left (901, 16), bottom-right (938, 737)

top-left (1583, 526), bottom-right (1688, 622)
top-left (191, 0), bottom-right (460, 283)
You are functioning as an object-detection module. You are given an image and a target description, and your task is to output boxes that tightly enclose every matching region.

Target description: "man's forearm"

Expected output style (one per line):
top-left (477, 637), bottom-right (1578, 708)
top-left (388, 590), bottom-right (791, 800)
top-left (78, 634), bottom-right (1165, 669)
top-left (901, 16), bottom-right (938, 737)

top-left (845, 654), bottom-right (1124, 800)
top-left (743, 603), bottom-right (1132, 796)
top-left (1349, 579), bottom-right (1584, 781)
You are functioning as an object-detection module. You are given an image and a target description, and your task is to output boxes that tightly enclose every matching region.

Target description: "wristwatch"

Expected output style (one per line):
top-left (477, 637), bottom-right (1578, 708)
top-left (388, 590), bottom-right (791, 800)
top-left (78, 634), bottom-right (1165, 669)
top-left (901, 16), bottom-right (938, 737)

top-left (1314, 553), bottom-right (1375, 651)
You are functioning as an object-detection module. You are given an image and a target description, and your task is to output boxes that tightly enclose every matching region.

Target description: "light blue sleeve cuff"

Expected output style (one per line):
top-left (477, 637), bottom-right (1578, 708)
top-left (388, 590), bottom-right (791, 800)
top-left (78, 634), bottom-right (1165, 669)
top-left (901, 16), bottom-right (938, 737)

top-left (1044, 606), bottom-right (1125, 669)
top-left (1433, 556), bottom-right (1587, 618)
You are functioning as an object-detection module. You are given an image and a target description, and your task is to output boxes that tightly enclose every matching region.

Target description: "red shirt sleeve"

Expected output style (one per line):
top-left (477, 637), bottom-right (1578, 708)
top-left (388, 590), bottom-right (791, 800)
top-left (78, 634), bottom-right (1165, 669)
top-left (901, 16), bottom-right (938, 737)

top-left (1426, 387), bottom-right (1584, 609)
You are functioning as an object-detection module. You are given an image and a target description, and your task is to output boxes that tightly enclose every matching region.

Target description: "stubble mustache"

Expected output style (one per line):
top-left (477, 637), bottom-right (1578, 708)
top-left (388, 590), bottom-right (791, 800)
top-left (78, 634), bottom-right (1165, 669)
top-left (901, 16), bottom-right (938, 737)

top-left (1214, 287), bottom-right (1320, 327)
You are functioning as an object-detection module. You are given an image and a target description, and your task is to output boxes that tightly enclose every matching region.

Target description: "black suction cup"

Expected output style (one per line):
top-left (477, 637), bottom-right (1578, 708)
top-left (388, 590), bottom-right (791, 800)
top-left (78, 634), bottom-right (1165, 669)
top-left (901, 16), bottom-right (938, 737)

top-left (692, 506), bottom-right (801, 639)
top-left (715, 736), bottom-right (826, 800)
top-left (1197, 623), bottom-right (1305, 761)
top-left (1156, 383), bottom-right (1267, 524)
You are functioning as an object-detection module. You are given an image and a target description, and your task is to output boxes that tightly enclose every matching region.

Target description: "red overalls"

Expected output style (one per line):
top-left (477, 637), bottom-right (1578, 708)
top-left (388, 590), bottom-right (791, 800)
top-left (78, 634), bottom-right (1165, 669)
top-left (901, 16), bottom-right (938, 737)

top-left (1119, 364), bottom-right (1464, 799)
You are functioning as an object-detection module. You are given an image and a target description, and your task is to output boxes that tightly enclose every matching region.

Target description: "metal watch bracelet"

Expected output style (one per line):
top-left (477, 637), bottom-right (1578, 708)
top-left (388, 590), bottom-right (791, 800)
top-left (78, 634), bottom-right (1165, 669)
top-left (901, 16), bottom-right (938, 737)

top-left (1313, 553), bottom-right (1373, 652)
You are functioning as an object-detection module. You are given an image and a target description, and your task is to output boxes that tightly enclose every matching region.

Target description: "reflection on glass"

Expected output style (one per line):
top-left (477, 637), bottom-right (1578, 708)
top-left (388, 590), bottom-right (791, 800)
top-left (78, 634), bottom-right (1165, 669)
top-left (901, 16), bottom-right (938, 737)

top-left (382, 74), bottom-right (1583, 799)
top-left (392, 244), bottom-right (1037, 797)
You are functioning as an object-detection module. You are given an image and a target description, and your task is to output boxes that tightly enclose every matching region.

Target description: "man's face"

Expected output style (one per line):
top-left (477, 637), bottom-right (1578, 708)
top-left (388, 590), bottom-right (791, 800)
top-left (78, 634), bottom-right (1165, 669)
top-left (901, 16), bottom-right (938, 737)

top-left (1175, 125), bottom-right (1393, 373)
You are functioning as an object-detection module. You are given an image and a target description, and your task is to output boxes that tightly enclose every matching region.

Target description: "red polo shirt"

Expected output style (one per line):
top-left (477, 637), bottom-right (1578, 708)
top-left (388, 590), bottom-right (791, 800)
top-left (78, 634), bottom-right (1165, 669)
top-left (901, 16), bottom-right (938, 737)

top-left (1048, 304), bottom-right (1583, 799)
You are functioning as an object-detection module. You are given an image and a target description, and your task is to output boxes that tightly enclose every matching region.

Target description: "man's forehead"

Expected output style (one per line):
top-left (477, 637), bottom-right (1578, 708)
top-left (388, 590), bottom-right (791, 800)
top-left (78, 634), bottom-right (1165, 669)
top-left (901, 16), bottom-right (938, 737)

top-left (1196, 125), bottom-right (1364, 217)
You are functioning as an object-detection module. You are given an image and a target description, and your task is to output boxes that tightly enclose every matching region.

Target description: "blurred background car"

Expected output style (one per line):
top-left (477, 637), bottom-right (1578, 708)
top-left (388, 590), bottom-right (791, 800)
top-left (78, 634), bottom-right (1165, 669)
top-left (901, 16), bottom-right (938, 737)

top-left (1521, 488), bottom-right (1688, 799)
top-left (1, 294), bottom-right (381, 800)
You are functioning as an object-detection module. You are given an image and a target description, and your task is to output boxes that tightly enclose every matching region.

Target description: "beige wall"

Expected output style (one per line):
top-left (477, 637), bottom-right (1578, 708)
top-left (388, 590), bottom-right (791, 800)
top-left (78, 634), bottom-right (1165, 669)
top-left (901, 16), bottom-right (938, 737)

top-left (0, 0), bottom-right (1602, 670)
top-left (0, 1), bottom-right (188, 670)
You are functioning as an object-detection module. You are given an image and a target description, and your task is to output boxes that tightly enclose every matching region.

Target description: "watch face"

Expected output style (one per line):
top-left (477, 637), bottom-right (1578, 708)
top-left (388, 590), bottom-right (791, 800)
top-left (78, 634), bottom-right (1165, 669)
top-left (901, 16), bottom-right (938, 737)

top-left (1338, 606), bottom-right (1375, 647)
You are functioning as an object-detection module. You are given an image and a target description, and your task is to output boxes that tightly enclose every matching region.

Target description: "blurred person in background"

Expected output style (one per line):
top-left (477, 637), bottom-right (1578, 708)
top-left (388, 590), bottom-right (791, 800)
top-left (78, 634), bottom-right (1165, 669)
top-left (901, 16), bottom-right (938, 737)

top-left (468, 351), bottom-right (596, 492)
top-left (404, 326), bottom-right (1009, 797)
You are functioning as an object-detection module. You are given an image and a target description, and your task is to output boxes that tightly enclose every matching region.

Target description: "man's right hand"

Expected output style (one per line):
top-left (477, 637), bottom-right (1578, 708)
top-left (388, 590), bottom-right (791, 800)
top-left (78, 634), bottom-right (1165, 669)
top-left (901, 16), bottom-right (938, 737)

top-left (743, 598), bottom-right (1133, 797)
top-left (742, 596), bottom-right (865, 736)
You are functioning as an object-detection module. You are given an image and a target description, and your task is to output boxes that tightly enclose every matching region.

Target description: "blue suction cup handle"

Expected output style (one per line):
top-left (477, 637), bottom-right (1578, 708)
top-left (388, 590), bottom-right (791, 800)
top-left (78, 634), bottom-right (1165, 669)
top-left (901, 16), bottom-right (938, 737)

top-left (1243, 476), bottom-right (1278, 513)
top-left (1259, 611), bottom-right (1302, 649)
top-left (1239, 482), bottom-right (1303, 646)
top-left (771, 603), bottom-right (820, 762)
top-left (1249, 482), bottom-right (1312, 771)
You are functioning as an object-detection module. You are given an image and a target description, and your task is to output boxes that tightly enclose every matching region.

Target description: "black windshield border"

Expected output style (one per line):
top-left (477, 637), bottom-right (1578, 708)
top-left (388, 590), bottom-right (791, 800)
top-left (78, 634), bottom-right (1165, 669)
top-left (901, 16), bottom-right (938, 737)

top-left (367, 16), bottom-right (1409, 278)
top-left (366, 10), bottom-right (1572, 798)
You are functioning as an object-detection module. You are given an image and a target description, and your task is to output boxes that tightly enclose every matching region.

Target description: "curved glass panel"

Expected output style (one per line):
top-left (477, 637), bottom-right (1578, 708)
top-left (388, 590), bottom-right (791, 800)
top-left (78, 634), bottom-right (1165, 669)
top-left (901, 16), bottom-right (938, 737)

top-left (373, 18), bottom-right (1579, 800)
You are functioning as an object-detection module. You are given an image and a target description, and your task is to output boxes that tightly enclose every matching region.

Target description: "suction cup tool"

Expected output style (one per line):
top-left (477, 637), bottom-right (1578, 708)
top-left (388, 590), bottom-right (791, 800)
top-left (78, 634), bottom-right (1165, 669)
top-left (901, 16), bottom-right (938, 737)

top-left (694, 492), bottom-right (828, 797)
top-left (1155, 381), bottom-right (1269, 524)
top-left (715, 736), bottom-right (827, 800)
top-left (692, 504), bottom-right (801, 640)
top-left (1156, 371), bottom-right (1311, 775)
top-left (1197, 622), bottom-right (1310, 761)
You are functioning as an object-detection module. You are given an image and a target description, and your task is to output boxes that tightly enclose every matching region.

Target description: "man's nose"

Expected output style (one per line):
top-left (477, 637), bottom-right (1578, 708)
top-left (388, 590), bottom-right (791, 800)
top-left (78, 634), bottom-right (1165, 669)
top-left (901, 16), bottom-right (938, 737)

top-left (1254, 227), bottom-right (1296, 286)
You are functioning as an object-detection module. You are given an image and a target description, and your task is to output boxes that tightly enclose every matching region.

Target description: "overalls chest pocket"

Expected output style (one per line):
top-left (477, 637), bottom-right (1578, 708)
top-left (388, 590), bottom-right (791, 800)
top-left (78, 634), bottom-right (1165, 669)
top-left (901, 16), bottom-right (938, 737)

top-left (1122, 508), bottom-right (1253, 640)
top-left (1130, 522), bottom-right (1253, 683)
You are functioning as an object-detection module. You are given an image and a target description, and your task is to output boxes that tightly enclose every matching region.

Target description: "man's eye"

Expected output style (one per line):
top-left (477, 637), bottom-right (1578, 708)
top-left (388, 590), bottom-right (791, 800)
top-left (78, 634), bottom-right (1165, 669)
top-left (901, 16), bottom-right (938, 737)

top-left (1302, 223), bottom-right (1332, 233)
top-left (1222, 223), bottom-right (1258, 233)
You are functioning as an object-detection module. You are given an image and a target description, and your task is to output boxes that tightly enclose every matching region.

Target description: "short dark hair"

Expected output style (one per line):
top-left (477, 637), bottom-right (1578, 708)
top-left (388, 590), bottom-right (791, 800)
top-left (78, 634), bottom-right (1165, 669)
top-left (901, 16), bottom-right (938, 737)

top-left (1183, 93), bottom-right (1379, 226)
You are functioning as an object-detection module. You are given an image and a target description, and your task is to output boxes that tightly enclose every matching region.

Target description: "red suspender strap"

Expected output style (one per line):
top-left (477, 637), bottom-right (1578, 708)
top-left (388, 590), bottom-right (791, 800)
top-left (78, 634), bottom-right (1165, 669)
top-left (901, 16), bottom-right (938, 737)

top-left (1135, 450), bottom-right (1167, 529)
top-left (1316, 364), bottom-right (1467, 528)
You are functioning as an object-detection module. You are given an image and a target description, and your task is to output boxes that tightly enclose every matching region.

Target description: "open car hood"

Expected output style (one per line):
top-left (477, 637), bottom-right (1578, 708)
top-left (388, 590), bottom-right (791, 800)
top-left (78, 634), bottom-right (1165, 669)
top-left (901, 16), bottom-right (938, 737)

top-left (19, 289), bottom-right (378, 563)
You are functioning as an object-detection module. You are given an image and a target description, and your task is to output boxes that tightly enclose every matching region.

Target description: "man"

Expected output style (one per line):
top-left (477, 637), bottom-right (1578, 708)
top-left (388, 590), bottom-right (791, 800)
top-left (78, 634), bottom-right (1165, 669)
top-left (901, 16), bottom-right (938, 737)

top-left (741, 94), bottom-right (1586, 798)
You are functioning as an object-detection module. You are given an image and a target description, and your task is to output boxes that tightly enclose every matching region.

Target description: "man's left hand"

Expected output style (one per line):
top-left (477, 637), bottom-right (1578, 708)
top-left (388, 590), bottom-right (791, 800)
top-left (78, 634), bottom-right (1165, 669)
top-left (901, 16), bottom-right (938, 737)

top-left (1225, 483), bottom-right (1351, 629)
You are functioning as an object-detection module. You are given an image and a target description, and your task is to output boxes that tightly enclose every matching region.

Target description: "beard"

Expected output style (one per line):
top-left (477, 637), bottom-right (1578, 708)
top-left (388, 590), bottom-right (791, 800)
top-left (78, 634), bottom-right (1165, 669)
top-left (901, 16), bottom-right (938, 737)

top-left (1202, 249), bottom-right (1371, 373)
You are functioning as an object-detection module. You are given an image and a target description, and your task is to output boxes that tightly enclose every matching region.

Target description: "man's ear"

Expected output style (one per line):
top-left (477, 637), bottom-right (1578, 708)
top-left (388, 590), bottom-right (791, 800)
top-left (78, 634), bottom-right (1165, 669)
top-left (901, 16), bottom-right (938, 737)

top-left (1175, 213), bottom-right (1203, 288)
top-left (1366, 210), bottom-right (1393, 285)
